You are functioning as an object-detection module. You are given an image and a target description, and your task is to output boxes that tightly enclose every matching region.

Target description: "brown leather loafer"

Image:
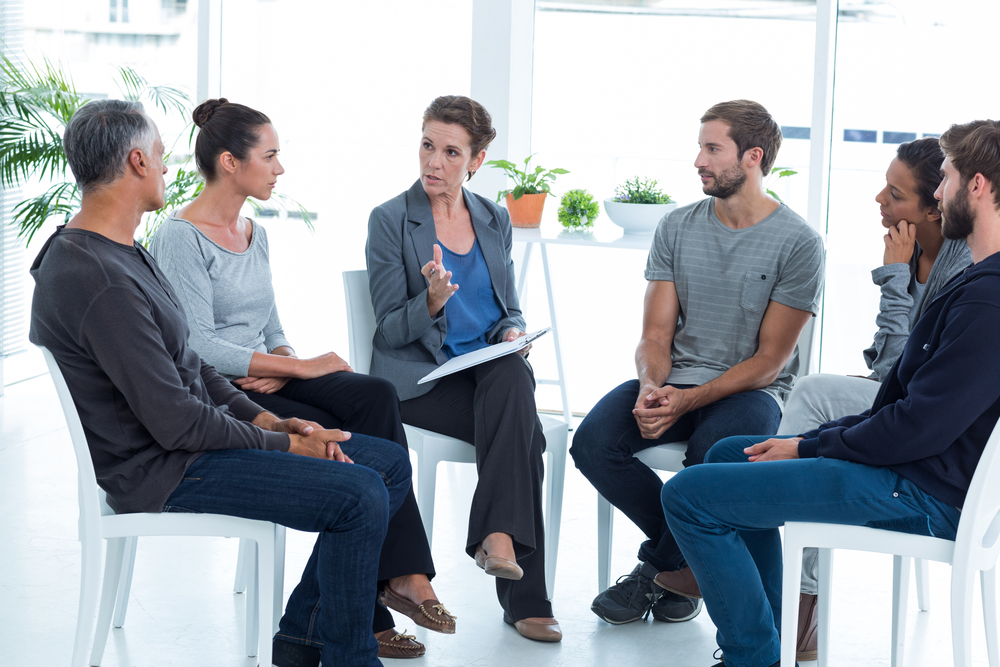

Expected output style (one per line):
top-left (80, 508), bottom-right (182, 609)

top-left (503, 612), bottom-right (562, 642)
top-left (380, 585), bottom-right (457, 634)
top-left (376, 628), bottom-right (426, 659)
top-left (653, 566), bottom-right (702, 599)
top-left (474, 545), bottom-right (524, 580)
top-left (796, 593), bottom-right (818, 661)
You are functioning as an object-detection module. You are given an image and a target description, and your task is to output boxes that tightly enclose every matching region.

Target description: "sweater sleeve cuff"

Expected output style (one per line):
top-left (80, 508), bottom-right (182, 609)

top-left (871, 263), bottom-right (910, 285)
top-left (263, 431), bottom-right (291, 453)
top-left (229, 393), bottom-right (270, 423)
top-left (798, 437), bottom-right (820, 459)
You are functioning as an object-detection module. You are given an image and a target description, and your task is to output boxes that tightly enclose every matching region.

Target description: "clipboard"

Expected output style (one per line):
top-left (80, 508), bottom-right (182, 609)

top-left (418, 327), bottom-right (551, 384)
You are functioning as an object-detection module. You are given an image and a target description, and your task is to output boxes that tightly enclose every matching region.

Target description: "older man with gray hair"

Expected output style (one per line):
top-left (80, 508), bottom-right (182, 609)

top-left (29, 99), bottom-right (410, 667)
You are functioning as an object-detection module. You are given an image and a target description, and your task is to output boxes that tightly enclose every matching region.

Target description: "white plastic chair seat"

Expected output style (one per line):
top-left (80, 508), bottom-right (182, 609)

top-left (40, 347), bottom-right (283, 667)
top-left (405, 414), bottom-right (569, 599)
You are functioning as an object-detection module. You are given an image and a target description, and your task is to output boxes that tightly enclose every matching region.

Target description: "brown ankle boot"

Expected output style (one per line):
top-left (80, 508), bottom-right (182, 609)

top-left (796, 593), bottom-right (818, 661)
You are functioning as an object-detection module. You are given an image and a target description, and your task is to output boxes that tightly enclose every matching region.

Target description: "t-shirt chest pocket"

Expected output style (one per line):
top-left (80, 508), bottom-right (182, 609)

top-left (740, 270), bottom-right (776, 314)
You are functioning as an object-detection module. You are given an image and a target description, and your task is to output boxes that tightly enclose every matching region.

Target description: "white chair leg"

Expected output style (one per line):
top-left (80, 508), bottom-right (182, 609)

top-left (112, 536), bottom-right (137, 628)
top-left (817, 548), bottom-right (834, 667)
top-left (90, 538), bottom-right (126, 666)
top-left (892, 554), bottom-right (911, 667)
top-left (543, 424), bottom-right (568, 600)
top-left (273, 525), bottom-right (286, 635)
top-left (72, 537), bottom-right (104, 667)
top-left (258, 534), bottom-right (275, 667)
top-left (780, 540), bottom-right (804, 667)
top-left (915, 557), bottom-right (931, 611)
top-left (597, 493), bottom-right (614, 592)
top-left (245, 540), bottom-right (259, 658)
top-left (234, 538), bottom-right (248, 594)
top-left (416, 454), bottom-right (440, 551)
top-left (952, 564), bottom-right (977, 667)
top-left (982, 566), bottom-right (999, 667)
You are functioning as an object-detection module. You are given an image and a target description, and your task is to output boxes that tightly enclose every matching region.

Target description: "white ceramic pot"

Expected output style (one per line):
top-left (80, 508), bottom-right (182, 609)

top-left (603, 199), bottom-right (678, 235)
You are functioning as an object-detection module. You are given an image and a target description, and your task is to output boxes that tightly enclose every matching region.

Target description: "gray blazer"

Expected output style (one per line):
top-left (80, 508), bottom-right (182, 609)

top-left (366, 180), bottom-right (526, 400)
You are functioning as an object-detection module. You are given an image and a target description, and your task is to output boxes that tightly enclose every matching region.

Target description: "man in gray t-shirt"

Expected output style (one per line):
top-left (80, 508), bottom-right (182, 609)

top-left (570, 100), bottom-right (824, 630)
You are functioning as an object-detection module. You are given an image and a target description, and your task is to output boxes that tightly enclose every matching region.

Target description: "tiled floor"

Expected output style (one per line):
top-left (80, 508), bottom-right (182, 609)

top-left (0, 373), bottom-right (992, 666)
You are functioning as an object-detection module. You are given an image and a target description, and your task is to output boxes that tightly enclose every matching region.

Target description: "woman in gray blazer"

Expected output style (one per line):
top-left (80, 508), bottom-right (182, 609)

top-left (366, 95), bottom-right (560, 642)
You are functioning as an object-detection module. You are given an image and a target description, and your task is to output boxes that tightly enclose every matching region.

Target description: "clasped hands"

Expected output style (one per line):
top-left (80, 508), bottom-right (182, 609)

top-left (273, 417), bottom-right (354, 463)
top-left (633, 383), bottom-right (697, 439)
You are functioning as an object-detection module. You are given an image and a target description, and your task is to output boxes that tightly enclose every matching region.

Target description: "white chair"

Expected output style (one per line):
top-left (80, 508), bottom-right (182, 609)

top-left (41, 347), bottom-right (281, 667)
top-left (343, 269), bottom-right (569, 599)
top-left (780, 417), bottom-right (1000, 667)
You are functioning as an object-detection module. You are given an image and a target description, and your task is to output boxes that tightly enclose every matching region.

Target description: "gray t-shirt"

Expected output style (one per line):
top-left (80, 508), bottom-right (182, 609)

top-left (644, 197), bottom-right (825, 407)
top-left (148, 215), bottom-right (291, 380)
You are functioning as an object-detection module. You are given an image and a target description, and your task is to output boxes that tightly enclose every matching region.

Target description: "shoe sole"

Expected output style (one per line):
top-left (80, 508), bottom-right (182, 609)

top-left (651, 598), bottom-right (703, 623)
top-left (796, 650), bottom-right (818, 661)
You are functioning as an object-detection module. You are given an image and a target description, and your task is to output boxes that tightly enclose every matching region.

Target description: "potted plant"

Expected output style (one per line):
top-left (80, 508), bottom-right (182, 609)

top-left (603, 176), bottom-right (677, 235)
top-left (0, 55), bottom-right (311, 246)
top-left (486, 154), bottom-right (568, 228)
top-left (558, 188), bottom-right (599, 230)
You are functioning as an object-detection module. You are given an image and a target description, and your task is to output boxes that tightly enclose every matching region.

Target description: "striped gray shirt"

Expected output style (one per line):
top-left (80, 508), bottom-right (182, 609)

top-left (644, 197), bottom-right (824, 407)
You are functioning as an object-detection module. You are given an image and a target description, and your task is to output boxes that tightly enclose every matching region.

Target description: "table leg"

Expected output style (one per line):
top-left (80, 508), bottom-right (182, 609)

top-left (539, 244), bottom-right (572, 426)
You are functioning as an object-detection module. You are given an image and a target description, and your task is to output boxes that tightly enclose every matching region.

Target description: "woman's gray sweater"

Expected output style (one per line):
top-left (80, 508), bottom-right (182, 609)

top-left (862, 237), bottom-right (972, 381)
top-left (148, 215), bottom-right (291, 380)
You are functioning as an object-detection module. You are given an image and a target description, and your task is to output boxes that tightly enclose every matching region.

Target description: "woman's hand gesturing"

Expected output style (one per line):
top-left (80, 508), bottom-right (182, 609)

top-left (423, 243), bottom-right (459, 317)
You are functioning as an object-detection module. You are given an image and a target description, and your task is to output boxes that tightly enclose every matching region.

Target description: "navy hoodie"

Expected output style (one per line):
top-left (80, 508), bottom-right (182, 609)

top-left (798, 250), bottom-right (1000, 509)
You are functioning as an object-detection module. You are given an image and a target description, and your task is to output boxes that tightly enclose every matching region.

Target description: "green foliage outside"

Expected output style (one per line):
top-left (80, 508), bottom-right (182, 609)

top-left (765, 167), bottom-right (798, 203)
top-left (0, 54), bottom-right (310, 246)
top-left (558, 188), bottom-right (599, 229)
top-left (486, 154), bottom-right (569, 203)
top-left (612, 176), bottom-right (674, 205)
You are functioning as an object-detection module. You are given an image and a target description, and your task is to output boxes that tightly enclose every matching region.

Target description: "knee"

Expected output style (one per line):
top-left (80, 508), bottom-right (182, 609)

top-left (784, 374), bottom-right (826, 412)
top-left (369, 375), bottom-right (400, 403)
top-left (569, 414), bottom-right (604, 473)
top-left (703, 436), bottom-right (756, 464)
top-left (351, 467), bottom-right (392, 527)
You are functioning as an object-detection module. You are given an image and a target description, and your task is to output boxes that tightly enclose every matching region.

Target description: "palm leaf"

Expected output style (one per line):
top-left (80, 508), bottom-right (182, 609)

top-left (11, 181), bottom-right (79, 244)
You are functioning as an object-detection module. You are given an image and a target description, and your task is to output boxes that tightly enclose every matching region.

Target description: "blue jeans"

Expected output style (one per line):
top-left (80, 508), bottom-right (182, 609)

top-left (163, 434), bottom-right (411, 667)
top-left (661, 435), bottom-right (961, 667)
top-left (570, 380), bottom-right (781, 572)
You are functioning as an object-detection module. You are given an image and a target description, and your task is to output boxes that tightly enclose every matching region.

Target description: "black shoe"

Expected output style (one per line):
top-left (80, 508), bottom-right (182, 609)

top-left (272, 638), bottom-right (320, 667)
top-left (590, 562), bottom-right (663, 624)
top-left (651, 590), bottom-right (703, 622)
top-left (710, 649), bottom-right (797, 667)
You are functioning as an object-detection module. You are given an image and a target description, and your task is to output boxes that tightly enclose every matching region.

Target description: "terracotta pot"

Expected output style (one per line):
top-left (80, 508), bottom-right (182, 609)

top-left (505, 192), bottom-right (547, 228)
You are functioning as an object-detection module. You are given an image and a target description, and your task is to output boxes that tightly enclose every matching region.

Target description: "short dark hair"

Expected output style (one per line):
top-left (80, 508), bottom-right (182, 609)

top-left (940, 120), bottom-right (1000, 210)
top-left (422, 95), bottom-right (496, 181)
top-left (63, 99), bottom-right (155, 193)
top-left (700, 100), bottom-right (782, 176)
top-left (192, 98), bottom-right (271, 181)
top-left (895, 137), bottom-right (944, 212)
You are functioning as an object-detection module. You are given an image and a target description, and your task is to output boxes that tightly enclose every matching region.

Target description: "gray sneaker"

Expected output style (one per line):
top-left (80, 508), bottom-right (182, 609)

top-left (590, 562), bottom-right (663, 624)
top-left (651, 590), bottom-right (703, 622)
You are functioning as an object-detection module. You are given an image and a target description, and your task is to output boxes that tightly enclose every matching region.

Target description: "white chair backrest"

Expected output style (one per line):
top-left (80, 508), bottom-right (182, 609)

top-left (953, 414), bottom-right (1000, 573)
top-left (39, 346), bottom-right (114, 541)
top-left (343, 270), bottom-right (376, 375)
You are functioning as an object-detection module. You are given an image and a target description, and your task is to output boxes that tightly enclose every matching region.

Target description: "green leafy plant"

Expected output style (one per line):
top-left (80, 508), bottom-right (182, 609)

top-left (612, 176), bottom-right (674, 205)
top-left (0, 54), bottom-right (312, 246)
top-left (765, 167), bottom-right (798, 203)
top-left (558, 189), bottom-right (599, 229)
top-left (486, 154), bottom-right (569, 203)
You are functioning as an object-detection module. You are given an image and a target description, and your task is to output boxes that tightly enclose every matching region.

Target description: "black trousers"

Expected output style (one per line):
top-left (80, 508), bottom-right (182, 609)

top-left (242, 371), bottom-right (435, 634)
top-left (400, 353), bottom-right (553, 621)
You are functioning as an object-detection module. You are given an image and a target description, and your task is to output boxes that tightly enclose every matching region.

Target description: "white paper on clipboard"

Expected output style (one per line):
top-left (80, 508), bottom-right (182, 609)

top-left (417, 327), bottom-right (551, 384)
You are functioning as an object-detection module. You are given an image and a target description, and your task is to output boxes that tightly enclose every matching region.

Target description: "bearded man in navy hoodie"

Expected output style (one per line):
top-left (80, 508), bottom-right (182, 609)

top-left (658, 119), bottom-right (1000, 667)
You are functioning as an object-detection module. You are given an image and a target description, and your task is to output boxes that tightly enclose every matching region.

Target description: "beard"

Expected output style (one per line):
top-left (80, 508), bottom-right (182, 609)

top-left (701, 163), bottom-right (747, 199)
top-left (941, 185), bottom-right (976, 240)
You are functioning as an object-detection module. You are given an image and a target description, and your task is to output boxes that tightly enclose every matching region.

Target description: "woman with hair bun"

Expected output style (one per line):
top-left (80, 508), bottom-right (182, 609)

top-left (149, 98), bottom-right (451, 664)
top-left (366, 95), bottom-right (561, 642)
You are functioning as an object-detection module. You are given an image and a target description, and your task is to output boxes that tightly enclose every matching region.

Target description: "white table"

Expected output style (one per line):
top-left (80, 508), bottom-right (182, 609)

top-left (512, 220), bottom-right (656, 425)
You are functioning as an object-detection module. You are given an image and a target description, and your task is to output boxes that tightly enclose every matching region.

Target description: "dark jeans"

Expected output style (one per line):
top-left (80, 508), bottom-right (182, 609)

top-left (400, 353), bottom-right (553, 621)
top-left (163, 436), bottom-right (411, 667)
top-left (570, 379), bottom-right (781, 572)
top-left (661, 435), bottom-right (961, 667)
top-left (241, 371), bottom-right (435, 634)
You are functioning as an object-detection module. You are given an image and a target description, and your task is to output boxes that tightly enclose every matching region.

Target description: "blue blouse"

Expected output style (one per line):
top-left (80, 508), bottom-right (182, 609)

top-left (440, 239), bottom-right (502, 359)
